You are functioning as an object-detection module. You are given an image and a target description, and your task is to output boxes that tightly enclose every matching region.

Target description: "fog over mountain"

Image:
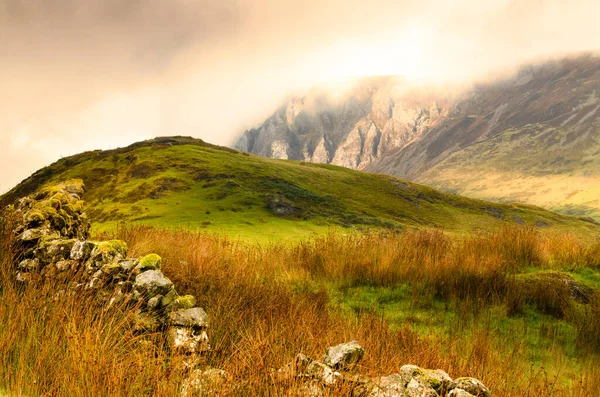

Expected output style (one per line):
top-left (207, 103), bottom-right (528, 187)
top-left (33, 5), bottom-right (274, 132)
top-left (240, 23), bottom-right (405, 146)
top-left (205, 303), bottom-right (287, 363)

top-left (237, 55), bottom-right (600, 220)
top-left (2, 0), bottom-right (600, 191)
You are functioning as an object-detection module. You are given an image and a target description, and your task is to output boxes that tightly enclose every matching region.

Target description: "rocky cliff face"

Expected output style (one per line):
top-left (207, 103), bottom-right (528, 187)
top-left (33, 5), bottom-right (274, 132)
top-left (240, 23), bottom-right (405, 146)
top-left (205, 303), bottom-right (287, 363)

top-left (235, 55), bottom-right (600, 220)
top-left (235, 77), bottom-right (450, 170)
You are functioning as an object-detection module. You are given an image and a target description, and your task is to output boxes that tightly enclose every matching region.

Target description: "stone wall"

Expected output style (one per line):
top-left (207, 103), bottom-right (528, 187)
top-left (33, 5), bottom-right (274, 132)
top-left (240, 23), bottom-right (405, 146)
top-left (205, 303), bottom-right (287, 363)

top-left (10, 180), bottom-right (210, 356)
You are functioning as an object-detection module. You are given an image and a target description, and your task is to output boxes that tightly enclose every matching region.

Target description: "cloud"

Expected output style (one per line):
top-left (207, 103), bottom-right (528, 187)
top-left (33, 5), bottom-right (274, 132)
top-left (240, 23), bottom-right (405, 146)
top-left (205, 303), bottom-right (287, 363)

top-left (1, 0), bottom-right (599, 191)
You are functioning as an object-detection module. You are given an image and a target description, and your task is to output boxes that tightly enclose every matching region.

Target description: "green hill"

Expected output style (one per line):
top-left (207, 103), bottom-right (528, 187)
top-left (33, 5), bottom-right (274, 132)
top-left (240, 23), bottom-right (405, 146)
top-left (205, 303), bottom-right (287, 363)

top-left (2, 136), bottom-right (599, 241)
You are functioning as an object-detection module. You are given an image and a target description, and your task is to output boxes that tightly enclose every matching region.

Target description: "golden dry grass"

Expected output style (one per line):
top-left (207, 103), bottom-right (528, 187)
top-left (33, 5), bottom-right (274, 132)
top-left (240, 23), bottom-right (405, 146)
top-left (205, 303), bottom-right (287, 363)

top-left (2, 220), bottom-right (600, 396)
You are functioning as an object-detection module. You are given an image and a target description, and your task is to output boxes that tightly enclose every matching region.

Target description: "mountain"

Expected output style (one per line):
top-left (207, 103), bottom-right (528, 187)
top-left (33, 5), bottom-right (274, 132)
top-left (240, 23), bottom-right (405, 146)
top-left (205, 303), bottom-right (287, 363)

top-left (2, 136), bottom-right (598, 241)
top-left (236, 55), bottom-right (600, 220)
top-left (235, 76), bottom-right (453, 170)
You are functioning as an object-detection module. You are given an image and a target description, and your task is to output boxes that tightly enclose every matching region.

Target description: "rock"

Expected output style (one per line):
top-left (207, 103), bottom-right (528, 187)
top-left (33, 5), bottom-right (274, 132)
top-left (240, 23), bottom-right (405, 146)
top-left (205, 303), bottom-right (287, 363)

top-left (64, 182), bottom-right (84, 197)
top-left (168, 295), bottom-right (197, 311)
top-left (118, 258), bottom-right (139, 272)
top-left (168, 326), bottom-right (210, 354)
top-left (37, 238), bottom-right (76, 264)
top-left (87, 240), bottom-right (128, 270)
top-left (305, 361), bottom-right (341, 385)
top-left (17, 258), bottom-right (39, 271)
top-left (292, 353), bottom-right (313, 374)
top-left (147, 295), bottom-right (163, 310)
top-left (70, 241), bottom-right (97, 261)
top-left (15, 272), bottom-right (31, 283)
top-left (323, 340), bottom-right (365, 371)
top-left (449, 389), bottom-right (476, 397)
top-left (168, 308), bottom-right (211, 354)
top-left (399, 365), bottom-right (446, 391)
top-left (136, 253), bottom-right (162, 272)
top-left (368, 374), bottom-right (407, 397)
top-left (169, 307), bottom-right (209, 328)
top-left (453, 378), bottom-right (491, 397)
top-left (133, 270), bottom-right (174, 300)
top-left (180, 368), bottom-right (231, 397)
top-left (56, 259), bottom-right (76, 272)
top-left (425, 369), bottom-right (455, 394)
top-left (19, 228), bottom-right (44, 242)
top-left (405, 377), bottom-right (438, 397)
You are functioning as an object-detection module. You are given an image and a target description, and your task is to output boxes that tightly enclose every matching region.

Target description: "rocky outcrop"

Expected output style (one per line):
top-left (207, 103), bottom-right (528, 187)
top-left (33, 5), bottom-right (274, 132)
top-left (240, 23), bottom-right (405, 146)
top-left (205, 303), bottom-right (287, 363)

top-left (235, 76), bottom-right (449, 171)
top-left (9, 179), bottom-right (210, 355)
top-left (235, 56), bottom-right (600, 221)
top-left (272, 341), bottom-right (491, 397)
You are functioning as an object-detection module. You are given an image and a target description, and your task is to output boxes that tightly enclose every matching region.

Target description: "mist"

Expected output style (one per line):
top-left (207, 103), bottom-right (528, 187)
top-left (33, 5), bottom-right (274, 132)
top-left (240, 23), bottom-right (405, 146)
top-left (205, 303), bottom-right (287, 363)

top-left (1, 0), bottom-right (599, 192)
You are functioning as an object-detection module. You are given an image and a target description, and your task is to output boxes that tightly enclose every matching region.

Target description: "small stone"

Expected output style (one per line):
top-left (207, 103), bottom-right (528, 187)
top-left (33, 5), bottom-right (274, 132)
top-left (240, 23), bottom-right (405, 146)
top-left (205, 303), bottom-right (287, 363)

top-left (147, 295), bottom-right (164, 310)
top-left (15, 272), bottom-right (31, 283)
top-left (70, 241), bottom-right (97, 261)
top-left (119, 258), bottom-right (139, 272)
top-left (136, 253), bottom-right (162, 272)
top-left (406, 377), bottom-right (437, 397)
top-left (323, 340), bottom-right (365, 371)
top-left (56, 259), bottom-right (74, 272)
top-left (454, 378), bottom-right (491, 397)
top-left (19, 228), bottom-right (44, 242)
top-left (293, 353), bottom-right (313, 374)
top-left (305, 361), bottom-right (340, 385)
top-left (87, 240), bottom-right (128, 270)
top-left (168, 326), bottom-right (210, 354)
top-left (133, 270), bottom-right (174, 300)
top-left (168, 294), bottom-right (196, 311)
top-left (18, 258), bottom-right (39, 271)
top-left (168, 307), bottom-right (209, 328)
top-left (38, 238), bottom-right (76, 263)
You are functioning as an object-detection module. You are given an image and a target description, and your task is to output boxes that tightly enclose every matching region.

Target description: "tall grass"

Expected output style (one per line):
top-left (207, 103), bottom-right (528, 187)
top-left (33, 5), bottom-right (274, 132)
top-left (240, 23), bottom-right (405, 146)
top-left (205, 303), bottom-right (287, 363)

top-left (2, 222), bottom-right (600, 395)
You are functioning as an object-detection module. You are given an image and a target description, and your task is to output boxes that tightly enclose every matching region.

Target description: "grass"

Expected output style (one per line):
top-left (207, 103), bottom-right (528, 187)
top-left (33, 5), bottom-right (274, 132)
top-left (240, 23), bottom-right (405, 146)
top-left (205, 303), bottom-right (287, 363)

top-left (3, 217), bottom-right (600, 395)
top-left (2, 136), bottom-right (600, 243)
top-left (420, 123), bottom-right (600, 221)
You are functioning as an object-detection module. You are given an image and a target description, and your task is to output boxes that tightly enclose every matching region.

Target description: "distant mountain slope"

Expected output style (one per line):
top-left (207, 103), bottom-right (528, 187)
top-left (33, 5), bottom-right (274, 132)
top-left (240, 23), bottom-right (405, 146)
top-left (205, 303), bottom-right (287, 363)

top-left (235, 76), bottom-right (453, 170)
top-left (236, 55), bottom-right (600, 220)
top-left (3, 137), bottom-right (597, 241)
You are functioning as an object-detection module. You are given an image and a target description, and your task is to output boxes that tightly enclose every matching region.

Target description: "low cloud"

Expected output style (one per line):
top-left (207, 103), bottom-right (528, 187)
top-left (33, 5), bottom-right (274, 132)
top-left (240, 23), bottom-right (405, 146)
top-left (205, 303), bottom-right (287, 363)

top-left (1, 0), bottom-right (599, 191)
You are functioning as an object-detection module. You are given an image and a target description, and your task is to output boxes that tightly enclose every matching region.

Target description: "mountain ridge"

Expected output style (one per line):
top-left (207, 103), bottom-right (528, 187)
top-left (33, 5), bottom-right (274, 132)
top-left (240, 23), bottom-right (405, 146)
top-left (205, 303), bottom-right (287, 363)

top-left (235, 54), bottom-right (600, 220)
top-left (3, 136), bottom-right (598, 242)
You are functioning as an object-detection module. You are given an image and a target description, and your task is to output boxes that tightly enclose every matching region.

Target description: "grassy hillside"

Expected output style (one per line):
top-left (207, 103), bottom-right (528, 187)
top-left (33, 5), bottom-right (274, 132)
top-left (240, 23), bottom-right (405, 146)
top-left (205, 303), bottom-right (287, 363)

top-left (2, 136), bottom-right (600, 242)
top-left (420, 122), bottom-right (600, 220)
top-left (368, 56), bottom-right (600, 222)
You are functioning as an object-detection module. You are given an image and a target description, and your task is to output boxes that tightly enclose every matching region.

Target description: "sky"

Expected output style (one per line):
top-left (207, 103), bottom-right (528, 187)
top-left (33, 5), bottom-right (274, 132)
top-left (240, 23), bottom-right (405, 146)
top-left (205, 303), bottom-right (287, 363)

top-left (1, 0), bottom-right (599, 192)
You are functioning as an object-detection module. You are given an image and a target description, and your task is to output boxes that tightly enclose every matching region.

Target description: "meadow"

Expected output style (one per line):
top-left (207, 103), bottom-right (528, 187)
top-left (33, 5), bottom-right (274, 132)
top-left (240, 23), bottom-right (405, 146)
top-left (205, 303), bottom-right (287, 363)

top-left (2, 217), bottom-right (600, 396)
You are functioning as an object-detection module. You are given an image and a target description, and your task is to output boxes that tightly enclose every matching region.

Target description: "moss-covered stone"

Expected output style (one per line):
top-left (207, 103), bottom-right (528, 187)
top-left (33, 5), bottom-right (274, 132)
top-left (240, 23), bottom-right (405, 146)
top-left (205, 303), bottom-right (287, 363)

top-left (96, 240), bottom-right (129, 257)
top-left (25, 210), bottom-right (45, 225)
top-left (137, 253), bottom-right (162, 271)
top-left (101, 262), bottom-right (122, 276)
top-left (37, 238), bottom-right (76, 264)
top-left (169, 294), bottom-right (196, 311)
